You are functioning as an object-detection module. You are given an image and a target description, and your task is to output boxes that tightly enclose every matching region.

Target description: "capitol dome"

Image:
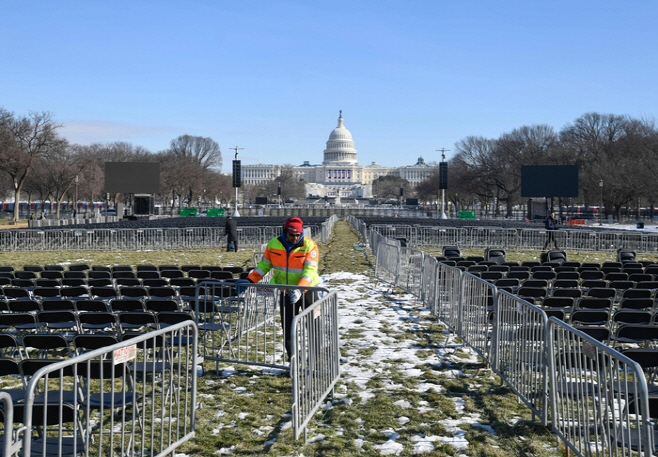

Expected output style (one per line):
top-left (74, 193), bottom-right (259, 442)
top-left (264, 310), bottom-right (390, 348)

top-left (323, 111), bottom-right (358, 165)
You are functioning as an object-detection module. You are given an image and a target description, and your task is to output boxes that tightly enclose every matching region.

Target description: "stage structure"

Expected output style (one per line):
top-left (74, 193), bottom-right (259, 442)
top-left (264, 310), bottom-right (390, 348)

top-left (104, 162), bottom-right (161, 218)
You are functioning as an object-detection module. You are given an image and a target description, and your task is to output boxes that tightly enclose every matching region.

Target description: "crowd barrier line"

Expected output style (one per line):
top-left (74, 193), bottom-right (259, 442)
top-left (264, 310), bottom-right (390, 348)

top-left (192, 280), bottom-right (340, 443)
top-left (355, 218), bottom-right (658, 457)
top-left (13, 320), bottom-right (198, 457)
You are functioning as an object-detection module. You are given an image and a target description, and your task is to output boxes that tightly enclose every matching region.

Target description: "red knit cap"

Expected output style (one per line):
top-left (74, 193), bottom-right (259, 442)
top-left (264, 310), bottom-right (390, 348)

top-left (284, 217), bottom-right (303, 234)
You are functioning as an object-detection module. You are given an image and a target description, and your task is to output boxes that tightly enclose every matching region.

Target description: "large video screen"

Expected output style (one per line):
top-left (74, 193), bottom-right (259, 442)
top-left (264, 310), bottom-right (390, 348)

top-left (105, 162), bottom-right (161, 194)
top-left (521, 165), bottom-right (579, 198)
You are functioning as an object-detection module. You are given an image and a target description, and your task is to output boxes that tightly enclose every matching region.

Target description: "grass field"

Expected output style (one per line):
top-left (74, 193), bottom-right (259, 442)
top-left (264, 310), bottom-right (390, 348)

top-left (3, 221), bottom-right (653, 456)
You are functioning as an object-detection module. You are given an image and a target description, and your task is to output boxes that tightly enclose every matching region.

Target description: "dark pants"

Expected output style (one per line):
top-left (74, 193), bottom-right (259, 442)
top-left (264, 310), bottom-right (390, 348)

top-left (280, 290), bottom-right (318, 360)
top-left (543, 230), bottom-right (558, 250)
top-left (227, 239), bottom-right (238, 252)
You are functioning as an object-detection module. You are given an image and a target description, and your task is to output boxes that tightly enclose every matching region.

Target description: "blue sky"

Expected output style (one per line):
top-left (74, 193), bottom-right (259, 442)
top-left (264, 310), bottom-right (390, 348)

top-left (2, 1), bottom-right (657, 173)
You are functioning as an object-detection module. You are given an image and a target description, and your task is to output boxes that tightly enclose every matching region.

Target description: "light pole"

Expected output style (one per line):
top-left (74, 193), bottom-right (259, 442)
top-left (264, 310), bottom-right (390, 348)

top-left (599, 179), bottom-right (603, 226)
top-left (231, 146), bottom-right (243, 217)
top-left (74, 175), bottom-right (79, 218)
top-left (437, 148), bottom-right (449, 219)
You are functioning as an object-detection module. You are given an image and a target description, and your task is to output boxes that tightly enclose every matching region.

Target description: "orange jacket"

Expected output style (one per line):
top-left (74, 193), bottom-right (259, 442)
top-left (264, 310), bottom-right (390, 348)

top-left (247, 234), bottom-right (320, 286)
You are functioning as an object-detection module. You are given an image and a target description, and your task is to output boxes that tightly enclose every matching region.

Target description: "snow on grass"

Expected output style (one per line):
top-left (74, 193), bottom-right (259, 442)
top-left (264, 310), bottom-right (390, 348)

top-left (323, 271), bottom-right (496, 454)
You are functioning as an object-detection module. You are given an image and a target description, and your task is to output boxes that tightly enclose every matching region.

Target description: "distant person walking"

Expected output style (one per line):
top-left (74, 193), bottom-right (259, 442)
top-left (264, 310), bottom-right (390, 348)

top-left (225, 216), bottom-right (238, 252)
top-left (543, 211), bottom-right (559, 250)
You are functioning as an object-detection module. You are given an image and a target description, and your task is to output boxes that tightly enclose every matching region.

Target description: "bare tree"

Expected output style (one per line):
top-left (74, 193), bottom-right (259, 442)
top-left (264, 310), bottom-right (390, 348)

top-left (167, 135), bottom-right (222, 205)
top-left (0, 110), bottom-right (63, 221)
top-left (35, 141), bottom-right (87, 218)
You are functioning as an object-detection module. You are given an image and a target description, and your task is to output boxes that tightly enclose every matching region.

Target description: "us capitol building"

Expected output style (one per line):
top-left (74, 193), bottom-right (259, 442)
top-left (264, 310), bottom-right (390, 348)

top-left (241, 111), bottom-right (434, 200)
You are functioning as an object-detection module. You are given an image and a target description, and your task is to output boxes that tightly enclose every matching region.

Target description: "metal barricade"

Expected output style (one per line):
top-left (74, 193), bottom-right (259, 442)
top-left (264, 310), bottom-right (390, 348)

top-left (415, 226), bottom-right (465, 248)
top-left (643, 233), bottom-right (658, 254)
top-left (0, 230), bottom-right (14, 251)
top-left (548, 317), bottom-right (654, 456)
top-left (420, 255), bottom-right (440, 308)
top-left (466, 226), bottom-right (506, 249)
top-left (459, 273), bottom-right (496, 362)
top-left (518, 228), bottom-right (546, 250)
top-left (567, 229), bottom-right (599, 251)
top-left (0, 391), bottom-right (15, 457)
top-left (19, 321), bottom-right (198, 457)
top-left (598, 231), bottom-right (621, 252)
top-left (369, 224), bottom-right (414, 245)
top-left (398, 246), bottom-right (424, 298)
top-left (433, 262), bottom-right (462, 331)
top-left (493, 291), bottom-right (549, 425)
top-left (291, 291), bottom-right (340, 441)
top-left (374, 242), bottom-right (401, 287)
top-left (619, 232), bottom-right (649, 252)
top-left (194, 281), bottom-right (329, 371)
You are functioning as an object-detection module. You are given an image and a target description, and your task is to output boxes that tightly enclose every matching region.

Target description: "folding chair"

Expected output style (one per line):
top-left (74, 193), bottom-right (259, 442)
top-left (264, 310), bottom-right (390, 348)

top-left (22, 333), bottom-right (72, 359)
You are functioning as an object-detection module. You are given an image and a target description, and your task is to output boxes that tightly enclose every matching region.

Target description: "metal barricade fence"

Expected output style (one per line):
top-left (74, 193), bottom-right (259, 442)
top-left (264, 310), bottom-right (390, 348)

top-left (346, 215), bottom-right (369, 246)
top-left (619, 231), bottom-right (649, 252)
top-left (369, 224), bottom-right (415, 245)
top-left (548, 317), bottom-right (654, 456)
top-left (598, 231), bottom-right (621, 252)
top-left (518, 228), bottom-right (546, 250)
top-left (0, 391), bottom-right (15, 457)
top-left (466, 226), bottom-right (506, 249)
top-left (433, 262), bottom-right (463, 332)
top-left (420, 255), bottom-right (439, 307)
top-left (459, 273), bottom-right (496, 362)
top-left (0, 230), bottom-right (13, 251)
top-left (291, 291), bottom-right (340, 441)
top-left (194, 282), bottom-right (330, 371)
top-left (415, 226), bottom-right (465, 248)
top-left (567, 230), bottom-right (599, 251)
top-left (366, 225), bottom-right (658, 455)
top-left (398, 246), bottom-right (424, 298)
top-left (18, 320), bottom-right (198, 457)
top-left (374, 242), bottom-right (401, 287)
top-left (493, 290), bottom-right (549, 425)
top-left (644, 233), bottom-right (658, 254)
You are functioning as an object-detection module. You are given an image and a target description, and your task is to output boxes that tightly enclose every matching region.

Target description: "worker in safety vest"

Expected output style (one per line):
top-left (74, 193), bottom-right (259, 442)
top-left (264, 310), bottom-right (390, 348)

top-left (245, 216), bottom-right (320, 359)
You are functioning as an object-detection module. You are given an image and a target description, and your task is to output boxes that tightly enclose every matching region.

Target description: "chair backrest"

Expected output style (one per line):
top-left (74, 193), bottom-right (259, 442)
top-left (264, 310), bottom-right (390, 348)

top-left (586, 287), bottom-right (616, 299)
top-left (484, 248), bottom-right (506, 265)
top-left (552, 279), bottom-right (580, 289)
top-left (75, 299), bottom-right (109, 312)
top-left (22, 334), bottom-right (71, 359)
top-left (617, 248), bottom-right (637, 263)
top-left (41, 299), bottom-right (75, 311)
top-left (60, 286), bottom-right (89, 299)
top-left (618, 297), bottom-right (655, 311)
top-left (442, 245), bottom-right (461, 259)
top-left (577, 297), bottom-right (613, 310)
top-left (552, 288), bottom-right (582, 298)
top-left (144, 299), bottom-right (179, 313)
top-left (621, 288), bottom-right (653, 299)
top-left (109, 299), bottom-right (144, 312)
top-left (518, 286), bottom-right (547, 299)
top-left (542, 296), bottom-right (574, 310)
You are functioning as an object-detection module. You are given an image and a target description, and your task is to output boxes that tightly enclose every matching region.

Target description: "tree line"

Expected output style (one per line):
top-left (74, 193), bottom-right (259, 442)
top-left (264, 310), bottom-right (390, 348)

top-left (2, 108), bottom-right (657, 221)
top-left (0, 108), bottom-right (234, 221)
top-left (415, 113), bottom-right (658, 219)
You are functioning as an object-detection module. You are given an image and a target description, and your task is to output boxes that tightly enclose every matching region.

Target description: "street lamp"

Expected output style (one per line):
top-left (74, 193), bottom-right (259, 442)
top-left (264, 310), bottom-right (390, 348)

top-left (74, 175), bottom-right (79, 218)
top-left (599, 179), bottom-right (603, 226)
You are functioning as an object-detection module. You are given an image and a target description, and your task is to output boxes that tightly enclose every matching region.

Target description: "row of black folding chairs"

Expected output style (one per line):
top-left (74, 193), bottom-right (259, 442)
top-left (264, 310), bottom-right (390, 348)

top-left (0, 308), bottom-right (197, 353)
top-left (0, 267), bottom-right (245, 282)
top-left (0, 264), bottom-right (246, 274)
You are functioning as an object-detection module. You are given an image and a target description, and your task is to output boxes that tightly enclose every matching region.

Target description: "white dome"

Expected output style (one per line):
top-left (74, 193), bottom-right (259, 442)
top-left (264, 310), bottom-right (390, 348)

top-left (323, 111), bottom-right (358, 165)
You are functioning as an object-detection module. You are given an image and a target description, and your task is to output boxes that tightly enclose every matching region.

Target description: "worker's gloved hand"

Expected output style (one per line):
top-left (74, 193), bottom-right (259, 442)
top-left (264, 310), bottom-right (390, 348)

top-left (289, 289), bottom-right (302, 304)
top-left (235, 279), bottom-right (251, 295)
